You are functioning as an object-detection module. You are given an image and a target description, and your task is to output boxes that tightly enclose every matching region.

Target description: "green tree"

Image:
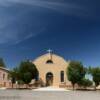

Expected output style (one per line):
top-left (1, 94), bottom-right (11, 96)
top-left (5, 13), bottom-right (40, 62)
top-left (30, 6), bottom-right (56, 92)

top-left (67, 61), bottom-right (86, 90)
top-left (9, 60), bottom-right (38, 88)
top-left (9, 67), bottom-right (20, 88)
top-left (89, 67), bottom-right (100, 90)
top-left (18, 60), bottom-right (38, 87)
top-left (0, 58), bottom-right (6, 67)
top-left (78, 78), bottom-right (93, 89)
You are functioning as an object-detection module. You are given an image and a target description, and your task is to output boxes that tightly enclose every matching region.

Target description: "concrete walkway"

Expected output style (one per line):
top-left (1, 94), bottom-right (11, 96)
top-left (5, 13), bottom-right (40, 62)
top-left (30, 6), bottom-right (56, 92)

top-left (33, 87), bottom-right (70, 91)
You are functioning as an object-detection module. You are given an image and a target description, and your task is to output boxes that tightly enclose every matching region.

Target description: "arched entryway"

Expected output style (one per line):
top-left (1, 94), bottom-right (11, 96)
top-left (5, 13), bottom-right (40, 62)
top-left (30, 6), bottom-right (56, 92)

top-left (46, 72), bottom-right (53, 86)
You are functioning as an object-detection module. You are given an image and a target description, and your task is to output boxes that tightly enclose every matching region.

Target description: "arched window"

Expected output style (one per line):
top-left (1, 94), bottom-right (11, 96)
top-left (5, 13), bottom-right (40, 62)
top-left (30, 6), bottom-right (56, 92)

top-left (60, 71), bottom-right (64, 82)
top-left (46, 60), bottom-right (53, 64)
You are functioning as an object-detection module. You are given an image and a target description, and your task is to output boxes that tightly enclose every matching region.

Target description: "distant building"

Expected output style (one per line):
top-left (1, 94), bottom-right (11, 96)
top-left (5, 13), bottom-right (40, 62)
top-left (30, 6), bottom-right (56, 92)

top-left (33, 51), bottom-right (71, 87)
top-left (0, 67), bottom-right (11, 88)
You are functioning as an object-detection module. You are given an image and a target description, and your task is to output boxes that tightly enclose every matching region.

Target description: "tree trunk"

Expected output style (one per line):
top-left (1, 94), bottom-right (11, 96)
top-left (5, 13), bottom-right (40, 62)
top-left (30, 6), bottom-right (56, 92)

top-left (72, 84), bottom-right (75, 90)
top-left (94, 85), bottom-right (96, 91)
top-left (18, 84), bottom-right (20, 89)
top-left (26, 84), bottom-right (28, 89)
top-left (11, 83), bottom-right (13, 88)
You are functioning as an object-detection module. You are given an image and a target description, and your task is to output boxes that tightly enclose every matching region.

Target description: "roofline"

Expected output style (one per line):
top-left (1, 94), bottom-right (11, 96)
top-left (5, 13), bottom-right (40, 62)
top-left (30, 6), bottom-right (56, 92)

top-left (33, 53), bottom-right (69, 63)
top-left (0, 67), bottom-right (10, 72)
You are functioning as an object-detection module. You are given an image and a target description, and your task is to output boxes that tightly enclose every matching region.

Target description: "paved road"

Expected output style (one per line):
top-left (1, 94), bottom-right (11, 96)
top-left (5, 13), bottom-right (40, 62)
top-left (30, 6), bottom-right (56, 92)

top-left (0, 90), bottom-right (100, 100)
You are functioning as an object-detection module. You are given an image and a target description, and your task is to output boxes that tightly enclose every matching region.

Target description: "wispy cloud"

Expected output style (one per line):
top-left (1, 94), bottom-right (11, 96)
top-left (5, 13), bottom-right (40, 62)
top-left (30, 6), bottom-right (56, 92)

top-left (0, 0), bottom-right (88, 16)
top-left (7, 0), bottom-right (86, 16)
top-left (0, 0), bottom-right (95, 45)
top-left (14, 27), bottom-right (46, 45)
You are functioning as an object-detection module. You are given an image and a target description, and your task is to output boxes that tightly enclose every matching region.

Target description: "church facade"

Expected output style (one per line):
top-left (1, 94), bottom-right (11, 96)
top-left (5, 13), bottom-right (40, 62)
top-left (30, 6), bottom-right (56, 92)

top-left (33, 52), bottom-right (71, 87)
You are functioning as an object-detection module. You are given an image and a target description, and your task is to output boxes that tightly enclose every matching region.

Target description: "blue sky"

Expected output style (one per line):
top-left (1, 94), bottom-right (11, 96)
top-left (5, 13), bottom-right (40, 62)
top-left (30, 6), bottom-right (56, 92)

top-left (0, 0), bottom-right (100, 68)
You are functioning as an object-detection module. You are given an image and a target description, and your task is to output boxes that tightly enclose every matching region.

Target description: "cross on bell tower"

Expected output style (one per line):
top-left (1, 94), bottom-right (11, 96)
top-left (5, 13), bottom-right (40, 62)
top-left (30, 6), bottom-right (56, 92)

top-left (47, 49), bottom-right (53, 60)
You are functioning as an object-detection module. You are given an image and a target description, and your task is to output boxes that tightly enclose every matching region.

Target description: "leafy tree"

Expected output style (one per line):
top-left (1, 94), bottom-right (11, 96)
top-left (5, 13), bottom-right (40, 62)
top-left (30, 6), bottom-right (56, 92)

top-left (9, 60), bottom-right (38, 88)
top-left (23, 72), bottom-right (32, 84)
top-left (67, 61), bottom-right (86, 90)
top-left (0, 58), bottom-right (6, 67)
top-left (88, 67), bottom-right (100, 90)
top-left (78, 78), bottom-right (93, 89)
top-left (9, 67), bottom-right (20, 88)
top-left (18, 60), bottom-right (38, 87)
top-left (18, 60), bottom-right (38, 79)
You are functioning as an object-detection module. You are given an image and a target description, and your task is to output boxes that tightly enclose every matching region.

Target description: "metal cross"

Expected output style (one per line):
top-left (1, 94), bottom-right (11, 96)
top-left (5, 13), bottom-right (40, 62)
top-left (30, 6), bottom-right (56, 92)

top-left (47, 49), bottom-right (52, 54)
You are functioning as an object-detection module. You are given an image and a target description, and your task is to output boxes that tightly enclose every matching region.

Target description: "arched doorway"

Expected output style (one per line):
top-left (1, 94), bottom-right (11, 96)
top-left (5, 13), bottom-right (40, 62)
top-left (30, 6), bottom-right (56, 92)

top-left (46, 72), bottom-right (53, 86)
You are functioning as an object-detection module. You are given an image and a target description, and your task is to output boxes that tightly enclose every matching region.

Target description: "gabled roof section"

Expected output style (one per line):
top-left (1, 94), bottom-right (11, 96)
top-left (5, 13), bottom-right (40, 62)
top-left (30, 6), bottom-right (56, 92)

top-left (33, 53), bottom-right (68, 64)
top-left (0, 67), bottom-right (10, 72)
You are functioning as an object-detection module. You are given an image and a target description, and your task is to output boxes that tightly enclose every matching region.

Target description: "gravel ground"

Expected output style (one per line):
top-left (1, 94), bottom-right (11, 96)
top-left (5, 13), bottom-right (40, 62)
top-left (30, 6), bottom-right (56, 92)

top-left (0, 90), bottom-right (100, 100)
